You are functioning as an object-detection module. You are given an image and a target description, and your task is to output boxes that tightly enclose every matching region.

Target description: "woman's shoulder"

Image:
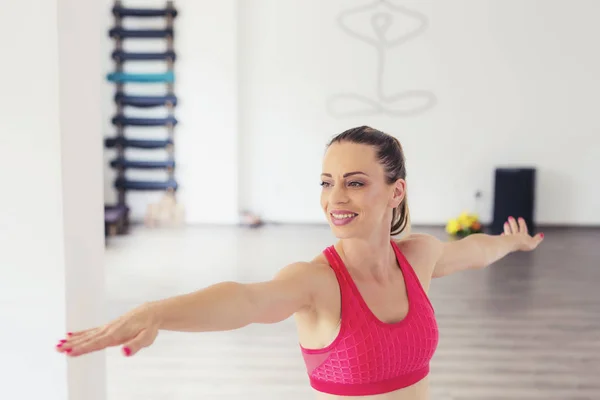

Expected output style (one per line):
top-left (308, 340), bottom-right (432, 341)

top-left (307, 252), bottom-right (337, 280)
top-left (394, 233), bottom-right (444, 282)
top-left (278, 251), bottom-right (337, 286)
top-left (395, 232), bottom-right (443, 249)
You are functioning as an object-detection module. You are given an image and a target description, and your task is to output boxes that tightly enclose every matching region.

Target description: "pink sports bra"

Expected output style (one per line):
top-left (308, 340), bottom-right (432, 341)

top-left (300, 241), bottom-right (439, 396)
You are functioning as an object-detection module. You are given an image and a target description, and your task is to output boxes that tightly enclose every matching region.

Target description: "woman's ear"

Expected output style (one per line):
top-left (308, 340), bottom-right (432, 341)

top-left (390, 179), bottom-right (406, 208)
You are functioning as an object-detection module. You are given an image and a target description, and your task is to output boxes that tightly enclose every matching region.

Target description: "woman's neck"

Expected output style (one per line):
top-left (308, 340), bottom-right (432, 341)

top-left (337, 231), bottom-right (397, 282)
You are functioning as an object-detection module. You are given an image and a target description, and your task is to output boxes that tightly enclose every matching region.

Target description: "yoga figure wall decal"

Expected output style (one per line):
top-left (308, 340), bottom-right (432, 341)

top-left (327, 0), bottom-right (437, 118)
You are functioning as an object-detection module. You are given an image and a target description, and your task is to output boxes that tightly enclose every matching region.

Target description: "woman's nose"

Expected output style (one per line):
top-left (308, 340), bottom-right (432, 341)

top-left (330, 185), bottom-right (349, 204)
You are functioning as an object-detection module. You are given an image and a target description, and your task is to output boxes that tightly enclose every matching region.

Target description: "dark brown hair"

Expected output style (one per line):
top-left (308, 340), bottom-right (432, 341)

top-left (326, 126), bottom-right (410, 236)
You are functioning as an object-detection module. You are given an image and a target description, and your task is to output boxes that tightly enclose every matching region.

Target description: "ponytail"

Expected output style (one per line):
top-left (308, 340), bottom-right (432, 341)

top-left (391, 197), bottom-right (410, 236)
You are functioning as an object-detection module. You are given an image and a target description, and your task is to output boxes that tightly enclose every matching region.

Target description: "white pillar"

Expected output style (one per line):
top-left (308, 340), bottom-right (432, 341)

top-left (0, 1), bottom-right (106, 399)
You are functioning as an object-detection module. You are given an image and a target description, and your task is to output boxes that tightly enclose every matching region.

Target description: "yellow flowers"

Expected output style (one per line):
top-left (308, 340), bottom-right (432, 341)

top-left (446, 211), bottom-right (482, 236)
top-left (445, 218), bottom-right (461, 235)
top-left (458, 211), bottom-right (478, 228)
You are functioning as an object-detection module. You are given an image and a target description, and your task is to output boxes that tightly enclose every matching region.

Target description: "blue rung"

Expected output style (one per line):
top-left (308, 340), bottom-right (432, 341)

top-left (107, 71), bottom-right (174, 83)
top-left (112, 50), bottom-right (176, 62)
top-left (115, 178), bottom-right (178, 191)
top-left (105, 137), bottom-right (173, 149)
top-left (109, 28), bottom-right (173, 39)
top-left (111, 115), bottom-right (177, 127)
top-left (115, 92), bottom-right (177, 108)
top-left (110, 158), bottom-right (175, 170)
top-left (112, 6), bottom-right (178, 18)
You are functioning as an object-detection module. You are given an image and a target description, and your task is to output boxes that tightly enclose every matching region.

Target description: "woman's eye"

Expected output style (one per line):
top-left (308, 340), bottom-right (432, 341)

top-left (320, 181), bottom-right (363, 188)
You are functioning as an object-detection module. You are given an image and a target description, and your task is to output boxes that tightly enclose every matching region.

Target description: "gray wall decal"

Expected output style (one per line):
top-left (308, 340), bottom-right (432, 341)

top-left (327, 0), bottom-right (437, 118)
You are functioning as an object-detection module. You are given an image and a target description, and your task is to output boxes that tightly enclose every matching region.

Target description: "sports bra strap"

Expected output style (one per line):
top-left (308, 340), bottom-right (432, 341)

top-left (322, 246), bottom-right (355, 316)
top-left (391, 240), bottom-right (435, 313)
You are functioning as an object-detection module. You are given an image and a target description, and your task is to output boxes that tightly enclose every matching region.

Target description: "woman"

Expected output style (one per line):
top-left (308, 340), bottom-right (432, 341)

top-left (56, 126), bottom-right (543, 399)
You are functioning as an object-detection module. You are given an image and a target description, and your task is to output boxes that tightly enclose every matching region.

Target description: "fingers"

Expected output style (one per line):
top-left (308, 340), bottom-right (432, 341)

top-left (121, 328), bottom-right (158, 357)
top-left (508, 216), bottom-right (519, 234)
top-left (54, 327), bottom-right (95, 350)
top-left (69, 333), bottom-right (116, 357)
top-left (56, 305), bottom-right (158, 357)
top-left (501, 216), bottom-right (545, 251)
top-left (517, 217), bottom-right (528, 234)
top-left (526, 232), bottom-right (545, 251)
top-left (57, 326), bottom-right (119, 357)
top-left (56, 327), bottom-right (100, 354)
top-left (504, 216), bottom-right (528, 235)
top-left (66, 327), bottom-right (97, 338)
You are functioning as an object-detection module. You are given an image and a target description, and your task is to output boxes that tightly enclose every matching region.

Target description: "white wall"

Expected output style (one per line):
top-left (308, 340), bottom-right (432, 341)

top-left (0, 0), bottom-right (106, 399)
top-left (102, 0), bottom-right (239, 224)
top-left (100, 0), bottom-right (599, 226)
top-left (238, 0), bottom-right (600, 225)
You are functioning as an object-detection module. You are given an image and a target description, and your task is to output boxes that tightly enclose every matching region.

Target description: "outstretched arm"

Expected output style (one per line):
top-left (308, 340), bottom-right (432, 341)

top-left (56, 262), bottom-right (321, 357)
top-left (432, 217), bottom-right (544, 278)
top-left (152, 261), bottom-right (317, 331)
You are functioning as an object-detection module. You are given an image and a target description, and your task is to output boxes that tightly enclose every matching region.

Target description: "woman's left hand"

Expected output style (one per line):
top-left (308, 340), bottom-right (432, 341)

top-left (502, 216), bottom-right (544, 251)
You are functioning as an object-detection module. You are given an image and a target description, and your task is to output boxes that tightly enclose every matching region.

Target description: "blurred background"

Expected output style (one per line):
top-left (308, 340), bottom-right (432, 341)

top-left (2, 0), bottom-right (599, 399)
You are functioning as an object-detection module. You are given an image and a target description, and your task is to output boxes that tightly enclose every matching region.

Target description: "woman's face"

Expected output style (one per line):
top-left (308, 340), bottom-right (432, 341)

top-left (320, 141), bottom-right (404, 239)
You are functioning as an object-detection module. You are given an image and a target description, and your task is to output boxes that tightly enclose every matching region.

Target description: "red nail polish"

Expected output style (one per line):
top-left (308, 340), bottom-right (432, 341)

top-left (540, 233), bottom-right (544, 238)
top-left (56, 343), bottom-right (63, 348)
top-left (123, 347), bottom-right (131, 356)
top-left (67, 332), bottom-right (73, 337)
top-left (65, 349), bottom-right (72, 353)
top-left (60, 339), bottom-right (67, 343)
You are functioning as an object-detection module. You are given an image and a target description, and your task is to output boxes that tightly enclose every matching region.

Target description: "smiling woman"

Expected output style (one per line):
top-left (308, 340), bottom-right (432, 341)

top-left (55, 126), bottom-right (543, 400)
top-left (321, 172), bottom-right (362, 226)
top-left (320, 126), bottom-right (410, 239)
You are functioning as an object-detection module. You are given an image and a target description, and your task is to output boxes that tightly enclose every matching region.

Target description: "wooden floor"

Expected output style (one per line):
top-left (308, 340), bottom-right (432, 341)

top-left (104, 225), bottom-right (600, 400)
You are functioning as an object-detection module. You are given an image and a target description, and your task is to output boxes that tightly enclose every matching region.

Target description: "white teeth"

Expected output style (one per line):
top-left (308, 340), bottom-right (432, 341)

top-left (332, 213), bottom-right (357, 219)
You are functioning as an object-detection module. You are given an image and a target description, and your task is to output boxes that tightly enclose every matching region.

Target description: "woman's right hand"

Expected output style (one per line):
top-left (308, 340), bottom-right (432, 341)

top-left (56, 303), bottom-right (160, 357)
